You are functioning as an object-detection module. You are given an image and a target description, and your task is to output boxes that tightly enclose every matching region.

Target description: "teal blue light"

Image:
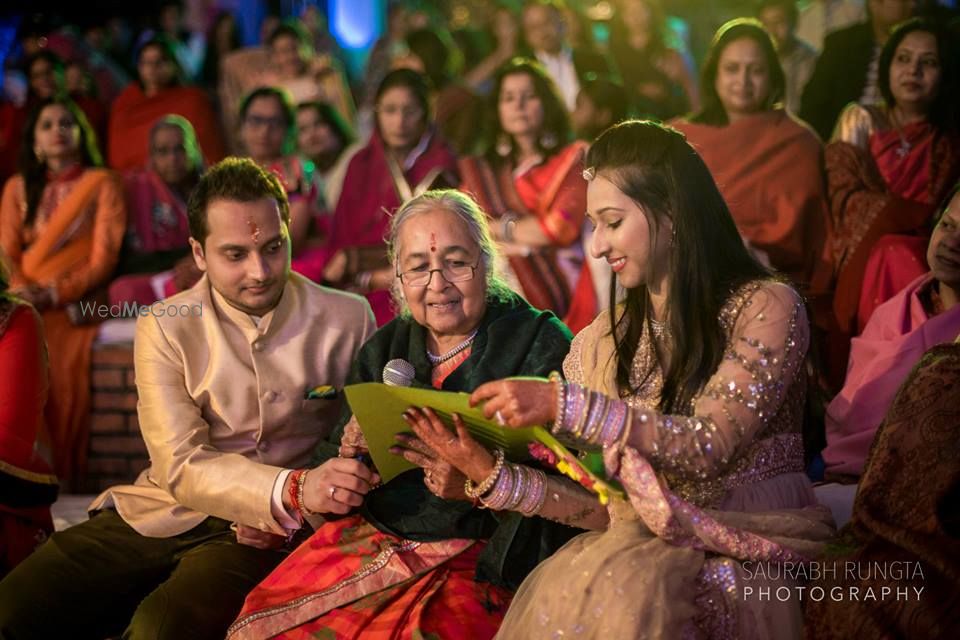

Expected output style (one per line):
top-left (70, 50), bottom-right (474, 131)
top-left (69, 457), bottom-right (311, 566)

top-left (331, 0), bottom-right (381, 49)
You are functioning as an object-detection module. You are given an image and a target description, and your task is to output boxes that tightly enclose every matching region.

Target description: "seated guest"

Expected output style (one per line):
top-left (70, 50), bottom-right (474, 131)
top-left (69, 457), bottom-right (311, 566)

top-left (459, 59), bottom-right (593, 330)
top-left (228, 189), bottom-right (583, 640)
top-left (571, 78), bottom-right (629, 142)
top-left (397, 28), bottom-right (486, 156)
top-left (0, 51), bottom-right (107, 185)
top-left (238, 87), bottom-right (317, 258)
top-left (673, 19), bottom-right (832, 298)
top-left (430, 121), bottom-right (835, 639)
top-left (757, 0), bottom-right (819, 113)
top-left (108, 115), bottom-right (202, 307)
top-left (295, 69), bottom-right (459, 325)
top-left (609, 0), bottom-right (700, 120)
top-left (0, 97), bottom-right (124, 488)
top-left (800, 0), bottom-right (916, 139)
top-left (520, 0), bottom-right (611, 112)
top-left (0, 251), bottom-right (56, 577)
top-left (826, 18), bottom-right (959, 338)
top-left (294, 100), bottom-right (359, 233)
top-left (108, 36), bottom-right (225, 172)
top-left (806, 338), bottom-right (960, 638)
top-left (0, 158), bottom-right (376, 640)
top-left (220, 22), bottom-right (355, 153)
top-left (822, 185), bottom-right (960, 479)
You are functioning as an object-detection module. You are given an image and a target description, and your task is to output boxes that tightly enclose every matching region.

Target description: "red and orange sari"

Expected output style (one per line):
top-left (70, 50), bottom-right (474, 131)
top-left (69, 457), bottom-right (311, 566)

top-left (228, 517), bottom-right (510, 640)
top-left (459, 142), bottom-right (593, 330)
top-left (826, 105), bottom-right (960, 337)
top-left (0, 167), bottom-right (125, 487)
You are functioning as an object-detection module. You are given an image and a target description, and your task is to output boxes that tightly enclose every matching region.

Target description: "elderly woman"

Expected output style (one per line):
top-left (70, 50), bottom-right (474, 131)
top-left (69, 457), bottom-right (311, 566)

top-left (0, 251), bottom-right (56, 576)
top-left (672, 19), bottom-right (832, 299)
top-left (826, 18), bottom-right (960, 337)
top-left (108, 115), bottom-right (203, 307)
top-left (459, 59), bottom-right (594, 331)
top-left (227, 190), bottom-right (589, 640)
top-left (822, 184), bottom-right (960, 480)
top-left (107, 36), bottom-right (224, 172)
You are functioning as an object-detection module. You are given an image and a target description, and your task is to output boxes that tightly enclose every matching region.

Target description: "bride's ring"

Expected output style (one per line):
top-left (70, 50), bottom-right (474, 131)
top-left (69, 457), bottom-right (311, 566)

top-left (329, 486), bottom-right (337, 499)
top-left (495, 410), bottom-right (506, 426)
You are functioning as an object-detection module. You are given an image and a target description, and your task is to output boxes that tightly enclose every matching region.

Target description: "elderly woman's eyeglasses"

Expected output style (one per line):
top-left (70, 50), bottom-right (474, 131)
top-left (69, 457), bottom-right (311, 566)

top-left (397, 260), bottom-right (481, 287)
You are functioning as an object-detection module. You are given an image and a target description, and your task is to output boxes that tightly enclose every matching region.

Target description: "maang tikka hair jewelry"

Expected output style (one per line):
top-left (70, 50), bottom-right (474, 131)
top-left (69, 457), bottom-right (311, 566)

top-left (582, 166), bottom-right (596, 181)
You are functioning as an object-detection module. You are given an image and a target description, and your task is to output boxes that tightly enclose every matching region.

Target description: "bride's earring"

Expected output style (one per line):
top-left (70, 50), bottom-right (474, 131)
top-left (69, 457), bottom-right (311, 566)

top-left (34, 147), bottom-right (45, 163)
top-left (495, 134), bottom-right (512, 157)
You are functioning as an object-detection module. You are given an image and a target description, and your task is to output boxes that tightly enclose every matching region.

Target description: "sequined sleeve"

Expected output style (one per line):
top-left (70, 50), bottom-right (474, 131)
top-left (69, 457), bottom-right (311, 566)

top-left (627, 282), bottom-right (809, 480)
top-left (562, 329), bottom-right (586, 385)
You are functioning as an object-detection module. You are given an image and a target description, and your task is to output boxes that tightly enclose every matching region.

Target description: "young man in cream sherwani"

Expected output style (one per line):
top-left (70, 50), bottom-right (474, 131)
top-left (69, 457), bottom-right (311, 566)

top-left (0, 158), bottom-right (378, 639)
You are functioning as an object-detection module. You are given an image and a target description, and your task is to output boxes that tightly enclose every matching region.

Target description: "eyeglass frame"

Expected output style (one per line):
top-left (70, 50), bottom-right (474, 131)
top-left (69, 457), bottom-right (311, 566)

top-left (396, 258), bottom-right (483, 287)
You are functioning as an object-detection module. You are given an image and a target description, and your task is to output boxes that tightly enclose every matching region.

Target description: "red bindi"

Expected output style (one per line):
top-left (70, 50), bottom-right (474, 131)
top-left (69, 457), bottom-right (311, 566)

top-left (430, 232), bottom-right (437, 252)
top-left (247, 219), bottom-right (261, 243)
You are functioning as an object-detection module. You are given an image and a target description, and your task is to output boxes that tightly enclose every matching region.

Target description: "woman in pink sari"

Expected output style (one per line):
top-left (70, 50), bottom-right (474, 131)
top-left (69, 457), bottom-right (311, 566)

top-left (294, 69), bottom-right (459, 325)
top-left (411, 122), bottom-right (835, 639)
top-left (822, 184), bottom-right (960, 480)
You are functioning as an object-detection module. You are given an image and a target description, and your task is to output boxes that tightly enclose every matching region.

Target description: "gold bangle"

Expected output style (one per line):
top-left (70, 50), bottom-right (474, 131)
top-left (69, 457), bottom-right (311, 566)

top-left (464, 449), bottom-right (505, 498)
top-left (296, 469), bottom-right (319, 517)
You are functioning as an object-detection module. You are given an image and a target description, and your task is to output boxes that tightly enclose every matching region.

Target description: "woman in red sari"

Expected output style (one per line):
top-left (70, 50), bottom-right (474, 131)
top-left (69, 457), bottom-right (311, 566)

top-left (108, 36), bottom-right (225, 173)
top-left (827, 18), bottom-right (960, 337)
top-left (294, 69), bottom-right (459, 325)
top-left (458, 59), bottom-right (593, 332)
top-left (0, 252), bottom-right (56, 577)
top-left (108, 115), bottom-right (202, 306)
top-left (0, 97), bottom-right (125, 488)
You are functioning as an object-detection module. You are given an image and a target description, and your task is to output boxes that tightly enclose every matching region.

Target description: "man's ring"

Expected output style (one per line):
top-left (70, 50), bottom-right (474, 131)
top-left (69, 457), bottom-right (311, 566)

top-left (329, 486), bottom-right (336, 499)
top-left (495, 410), bottom-right (505, 426)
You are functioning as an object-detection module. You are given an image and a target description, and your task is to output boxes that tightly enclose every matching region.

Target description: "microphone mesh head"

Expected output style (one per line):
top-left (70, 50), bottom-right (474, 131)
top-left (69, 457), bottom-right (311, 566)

top-left (382, 359), bottom-right (415, 387)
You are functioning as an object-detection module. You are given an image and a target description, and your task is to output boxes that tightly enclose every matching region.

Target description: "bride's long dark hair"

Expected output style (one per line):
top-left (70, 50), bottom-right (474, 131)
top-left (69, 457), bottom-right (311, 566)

top-left (586, 120), bottom-right (772, 414)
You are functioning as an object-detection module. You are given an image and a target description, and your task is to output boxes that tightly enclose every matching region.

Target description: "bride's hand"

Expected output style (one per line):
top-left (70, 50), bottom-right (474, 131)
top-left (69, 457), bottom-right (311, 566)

top-left (469, 378), bottom-right (557, 428)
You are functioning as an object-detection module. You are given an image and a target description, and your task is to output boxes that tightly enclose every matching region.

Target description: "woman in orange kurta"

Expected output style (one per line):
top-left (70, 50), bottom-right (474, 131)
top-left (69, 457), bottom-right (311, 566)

top-left (108, 36), bottom-right (225, 172)
top-left (459, 59), bottom-right (593, 331)
top-left (0, 97), bottom-right (125, 488)
top-left (672, 19), bottom-right (832, 297)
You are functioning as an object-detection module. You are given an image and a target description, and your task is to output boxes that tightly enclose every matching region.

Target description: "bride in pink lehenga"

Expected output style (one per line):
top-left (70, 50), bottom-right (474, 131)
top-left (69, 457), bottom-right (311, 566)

top-left (406, 121), bottom-right (836, 639)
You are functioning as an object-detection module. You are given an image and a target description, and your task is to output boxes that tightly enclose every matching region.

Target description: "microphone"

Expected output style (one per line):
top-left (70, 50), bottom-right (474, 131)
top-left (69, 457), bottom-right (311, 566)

top-left (382, 358), bottom-right (415, 387)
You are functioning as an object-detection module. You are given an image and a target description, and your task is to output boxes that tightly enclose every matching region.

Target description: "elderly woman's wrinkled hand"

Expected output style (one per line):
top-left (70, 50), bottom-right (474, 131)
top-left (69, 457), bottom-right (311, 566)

top-left (469, 378), bottom-right (557, 428)
top-left (400, 408), bottom-right (496, 485)
top-left (338, 416), bottom-right (369, 459)
top-left (390, 430), bottom-right (471, 501)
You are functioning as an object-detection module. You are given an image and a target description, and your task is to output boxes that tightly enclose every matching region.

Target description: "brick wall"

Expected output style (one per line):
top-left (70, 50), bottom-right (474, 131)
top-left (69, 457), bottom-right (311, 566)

top-left (82, 344), bottom-right (148, 494)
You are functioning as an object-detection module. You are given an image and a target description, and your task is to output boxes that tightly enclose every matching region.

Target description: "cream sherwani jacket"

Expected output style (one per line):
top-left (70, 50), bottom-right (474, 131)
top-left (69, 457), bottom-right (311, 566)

top-left (90, 272), bottom-right (375, 537)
